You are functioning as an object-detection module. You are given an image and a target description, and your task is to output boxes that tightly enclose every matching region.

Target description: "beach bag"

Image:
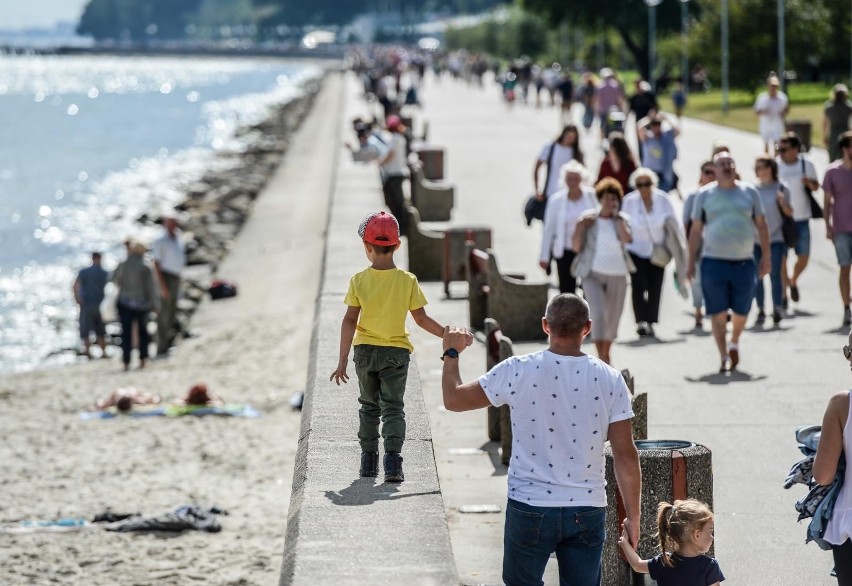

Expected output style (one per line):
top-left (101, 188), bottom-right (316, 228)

top-left (778, 201), bottom-right (799, 248)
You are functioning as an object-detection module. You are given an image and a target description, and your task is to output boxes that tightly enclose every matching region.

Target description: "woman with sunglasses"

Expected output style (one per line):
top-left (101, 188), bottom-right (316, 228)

top-left (812, 334), bottom-right (852, 585)
top-left (682, 161), bottom-right (717, 329)
top-left (621, 168), bottom-right (683, 337)
top-left (571, 178), bottom-right (634, 365)
top-left (752, 155), bottom-right (793, 325)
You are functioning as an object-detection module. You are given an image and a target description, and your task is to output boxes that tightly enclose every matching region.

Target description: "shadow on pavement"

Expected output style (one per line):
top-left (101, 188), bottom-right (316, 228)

top-left (685, 370), bottom-right (768, 385)
top-left (324, 478), bottom-right (440, 506)
top-left (823, 325), bottom-right (851, 336)
top-left (622, 336), bottom-right (687, 347)
top-left (676, 327), bottom-right (712, 337)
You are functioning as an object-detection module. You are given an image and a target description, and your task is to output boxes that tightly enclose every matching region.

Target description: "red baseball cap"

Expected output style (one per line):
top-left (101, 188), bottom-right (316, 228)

top-left (385, 115), bottom-right (403, 131)
top-left (359, 211), bottom-right (400, 246)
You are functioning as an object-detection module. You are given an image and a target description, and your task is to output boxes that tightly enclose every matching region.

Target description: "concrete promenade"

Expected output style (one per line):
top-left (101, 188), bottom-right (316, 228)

top-left (391, 76), bottom-right (843, 585)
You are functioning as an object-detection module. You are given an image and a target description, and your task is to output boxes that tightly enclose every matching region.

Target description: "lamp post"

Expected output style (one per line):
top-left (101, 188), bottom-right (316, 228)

top-left (645, 0), bottom-right (663, 93)
top-left (679, 0), bottom-right (689, 96)
top-left (721, 0), bottom-right (729, 114)
top-left (778, 0), bottom-right (785, 91)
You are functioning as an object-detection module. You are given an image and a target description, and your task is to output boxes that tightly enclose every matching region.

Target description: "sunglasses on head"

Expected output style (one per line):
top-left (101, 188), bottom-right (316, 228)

top-left (844, 345), bottom-right (852, 360)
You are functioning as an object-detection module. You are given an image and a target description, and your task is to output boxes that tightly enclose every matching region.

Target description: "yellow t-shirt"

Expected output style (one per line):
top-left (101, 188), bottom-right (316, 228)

top-left (344, 267), bottom-right (428, 352)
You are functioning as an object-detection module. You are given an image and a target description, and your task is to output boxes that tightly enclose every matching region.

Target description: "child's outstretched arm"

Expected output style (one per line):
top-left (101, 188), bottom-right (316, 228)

top-left (330, 306), bottom-right (360, 385)
top-left (617, 527), bottom-right (649, 574)
top-left (410, 308), bottom-right (474, 346)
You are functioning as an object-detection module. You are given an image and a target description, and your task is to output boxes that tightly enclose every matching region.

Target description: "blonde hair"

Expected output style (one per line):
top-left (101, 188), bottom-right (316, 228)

top-left (656, 499), bottom-right (713, 567)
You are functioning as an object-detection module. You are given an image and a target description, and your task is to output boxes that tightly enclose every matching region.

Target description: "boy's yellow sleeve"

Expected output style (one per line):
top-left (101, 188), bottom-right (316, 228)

top-left (408, 277), bottom-right (428, 310)
top-left (343, 277), bottom-right (360, 307)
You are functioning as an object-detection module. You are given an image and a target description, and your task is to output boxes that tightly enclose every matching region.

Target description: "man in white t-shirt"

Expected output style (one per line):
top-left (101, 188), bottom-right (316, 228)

top-left (441, 294), bottom-right (641, 585)
top-left (754, 75), bottom-right (789, 154)
top-left (152, 214), bottom-right (186, 357)
top-left (776, 132), bottom-right (820, 307)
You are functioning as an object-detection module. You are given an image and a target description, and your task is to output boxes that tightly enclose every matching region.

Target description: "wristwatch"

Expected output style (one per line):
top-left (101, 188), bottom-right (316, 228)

top-left (441, 348), bottom-right (460, 361)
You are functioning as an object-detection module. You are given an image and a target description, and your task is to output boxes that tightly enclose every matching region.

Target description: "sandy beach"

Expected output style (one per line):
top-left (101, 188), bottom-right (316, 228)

top-left (0, 68), bottom-right (342, 585)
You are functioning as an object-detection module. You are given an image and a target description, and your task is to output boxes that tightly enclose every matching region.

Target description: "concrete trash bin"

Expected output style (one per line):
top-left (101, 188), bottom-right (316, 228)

top-left (415, 146), bottom-right (445, 181)
top-left (786, 120), bottom-right (812, 152)
top-left (602, 440), bottom-right (713, 586)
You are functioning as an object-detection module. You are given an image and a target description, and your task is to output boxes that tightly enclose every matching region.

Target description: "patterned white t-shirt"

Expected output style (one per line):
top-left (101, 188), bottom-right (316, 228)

top-left (479, 350), bottom-right (634, 507)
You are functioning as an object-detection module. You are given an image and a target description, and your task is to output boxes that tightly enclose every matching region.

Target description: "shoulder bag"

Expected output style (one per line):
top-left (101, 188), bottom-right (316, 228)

top-left (643, 200), bottom-right (672, 268)
top-left (524, 142), bottom-right (556, 225)
top-left (778, 186), bottom-right (799, 248)
top-left (802, 158), bottom-right (824, 220)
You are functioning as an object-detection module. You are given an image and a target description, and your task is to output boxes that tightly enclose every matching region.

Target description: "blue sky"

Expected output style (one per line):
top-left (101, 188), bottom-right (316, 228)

top-left (4, 0), bottom-right (89, 29)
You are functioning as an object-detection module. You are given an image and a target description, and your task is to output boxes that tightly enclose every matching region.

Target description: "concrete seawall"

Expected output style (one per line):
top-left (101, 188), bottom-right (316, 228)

top-left (279, 73), bottom-right (458, 585)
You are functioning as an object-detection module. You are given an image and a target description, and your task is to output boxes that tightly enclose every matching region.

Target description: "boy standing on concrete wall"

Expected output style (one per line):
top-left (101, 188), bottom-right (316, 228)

top-left (330, 211), bottom-right (471, 482)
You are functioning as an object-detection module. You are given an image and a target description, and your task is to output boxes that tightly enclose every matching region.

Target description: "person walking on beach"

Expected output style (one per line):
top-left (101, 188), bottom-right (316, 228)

top-left (619, 499), bottom-right (725, 585)
top-left (330, 211), bottom-right (471, 483)
top-left (113, 241), bottom-right (160, 371)
top-left (440, 294), bottom-right (641, 586)
top-left (73, 251), bottom-right (108, 359)
top-left (776, 132), bottom-right (820, 310)
top-left (152, 214), bottom-right (186, 358)
top-left (823, 131), bottom-right (852, 327)
top-left (824, 84), bottom-right (852, 162)
top-left (687, 152), bottom-right (771, 373)
top-left (754, 74), bottom-right (789, 155)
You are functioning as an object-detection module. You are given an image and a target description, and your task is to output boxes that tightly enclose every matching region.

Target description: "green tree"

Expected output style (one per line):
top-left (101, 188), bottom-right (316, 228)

top-left (688, 0), bottom-right (834, 90)
top-left (522, 0), bottom-right (700, 80)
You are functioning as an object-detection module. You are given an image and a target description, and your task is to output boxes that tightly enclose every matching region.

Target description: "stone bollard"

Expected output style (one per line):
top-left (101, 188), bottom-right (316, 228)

top-left (414, 146), bottom-right (445, 181)
top-left (602, 440), bottom-right (713, 586)
top-left (620, 369), bottom-right (647, 441)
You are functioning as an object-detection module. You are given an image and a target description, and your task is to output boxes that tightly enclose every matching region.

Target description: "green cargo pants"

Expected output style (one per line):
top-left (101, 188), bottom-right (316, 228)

top-left (353, 344), bottom-right (410, 453)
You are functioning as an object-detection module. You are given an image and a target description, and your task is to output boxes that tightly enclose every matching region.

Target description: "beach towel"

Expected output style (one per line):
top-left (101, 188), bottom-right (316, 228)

top-left (80, 404), bottom-right (260, 421)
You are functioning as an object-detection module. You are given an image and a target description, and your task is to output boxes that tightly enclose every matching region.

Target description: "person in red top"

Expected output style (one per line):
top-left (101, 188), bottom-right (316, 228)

top-left (597, 132), bottom-right (638, 194)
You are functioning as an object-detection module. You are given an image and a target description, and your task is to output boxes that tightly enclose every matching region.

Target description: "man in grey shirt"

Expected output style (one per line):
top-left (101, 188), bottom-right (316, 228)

top-left (687, 152), bottom-right (771, 373)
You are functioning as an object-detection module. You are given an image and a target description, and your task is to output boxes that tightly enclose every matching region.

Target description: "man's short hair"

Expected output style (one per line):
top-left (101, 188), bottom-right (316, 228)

top-left (545, 294), bottom-right (590, 337)
top-left (838, 131), bottom-right (852, 152)
top-left (91, 252), bottom-right (102, 260)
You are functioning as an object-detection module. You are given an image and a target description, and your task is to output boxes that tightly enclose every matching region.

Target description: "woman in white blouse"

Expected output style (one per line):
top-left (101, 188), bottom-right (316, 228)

top-left (621, 168), bottom-right (680, 338)
top-left (572, 177), bottom-right (634, 365)
top-left (539, 160), bottom-right (598, 293)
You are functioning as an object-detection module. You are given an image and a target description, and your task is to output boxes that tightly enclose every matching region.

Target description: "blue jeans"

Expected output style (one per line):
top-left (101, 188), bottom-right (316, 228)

top-left (503, 499), bottom-right (605, 586)
top-left (753, 242), bottom-right (785, 311)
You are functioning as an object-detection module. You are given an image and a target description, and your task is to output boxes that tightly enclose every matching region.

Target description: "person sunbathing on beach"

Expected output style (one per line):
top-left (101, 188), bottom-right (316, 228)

top-left (90, 387), bottom-right (161, 413)
top-left (176, 383), bottom-right (223, 407)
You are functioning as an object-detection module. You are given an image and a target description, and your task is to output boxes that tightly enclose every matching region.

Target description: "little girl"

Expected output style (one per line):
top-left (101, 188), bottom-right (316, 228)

top-left (618, 499), bottom-right (725, 585)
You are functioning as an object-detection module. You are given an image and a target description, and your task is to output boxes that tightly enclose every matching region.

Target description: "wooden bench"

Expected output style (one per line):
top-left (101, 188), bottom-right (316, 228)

top-left (484, 318), bottom-right (513, 465)
top-left (467, 247), bottom-right (549, 341)
top-left (406, 206), bottom-right (443, 282)
top-left (409, 163), bottom-right (454, 222)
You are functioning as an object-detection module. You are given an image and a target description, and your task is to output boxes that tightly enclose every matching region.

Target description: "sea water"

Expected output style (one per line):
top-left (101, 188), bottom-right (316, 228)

top-left (0, 54), bottom-right (323, 372)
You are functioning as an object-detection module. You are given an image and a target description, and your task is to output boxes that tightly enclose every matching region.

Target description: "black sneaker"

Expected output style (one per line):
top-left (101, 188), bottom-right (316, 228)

top-left (360, 451), bottom-right (379, 478)
top-left (383, 452), bottom-right (404, 483)
top-left (772, 309), bottom-right (783, 324)
top-left (755, 310), bottom-right (766, 324)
